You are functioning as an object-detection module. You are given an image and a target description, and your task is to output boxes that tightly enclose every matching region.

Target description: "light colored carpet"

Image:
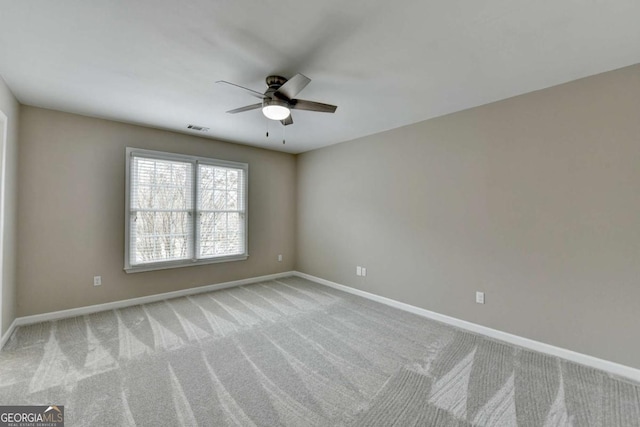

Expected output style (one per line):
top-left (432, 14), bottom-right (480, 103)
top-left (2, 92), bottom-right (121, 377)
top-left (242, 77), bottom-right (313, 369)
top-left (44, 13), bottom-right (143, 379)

top-left (0, 276), bottom-right (638, 426)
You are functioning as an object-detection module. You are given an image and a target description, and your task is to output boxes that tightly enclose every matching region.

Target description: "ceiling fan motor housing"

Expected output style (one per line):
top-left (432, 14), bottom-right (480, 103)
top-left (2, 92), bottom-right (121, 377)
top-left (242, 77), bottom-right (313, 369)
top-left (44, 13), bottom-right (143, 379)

top-left (262, 97), bottom-right (289, 109)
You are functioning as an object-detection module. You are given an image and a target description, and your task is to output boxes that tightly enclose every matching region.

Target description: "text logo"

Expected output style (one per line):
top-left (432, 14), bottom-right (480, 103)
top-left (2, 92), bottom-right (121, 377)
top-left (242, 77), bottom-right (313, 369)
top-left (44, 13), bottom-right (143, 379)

top-left (0, 405), bottom-right (64, 427)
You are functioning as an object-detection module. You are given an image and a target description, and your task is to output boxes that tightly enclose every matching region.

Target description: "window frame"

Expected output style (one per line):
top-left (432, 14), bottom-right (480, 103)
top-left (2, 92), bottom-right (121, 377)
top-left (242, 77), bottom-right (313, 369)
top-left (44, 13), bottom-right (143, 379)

top-left (124, 147), bottom-right (249, 273)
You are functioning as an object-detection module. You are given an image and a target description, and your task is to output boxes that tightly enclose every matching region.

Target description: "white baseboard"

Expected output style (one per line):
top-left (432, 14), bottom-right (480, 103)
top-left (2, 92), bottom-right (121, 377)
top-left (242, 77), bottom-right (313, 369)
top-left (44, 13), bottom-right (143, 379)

top-left (293, 271), bottom-right (640, 384)
top-left (0, 318), bottom-right (18, 350)
top-left (12, 271), bottom-right (295, 329)
top-left (6, 269), bottom-right (640, 383)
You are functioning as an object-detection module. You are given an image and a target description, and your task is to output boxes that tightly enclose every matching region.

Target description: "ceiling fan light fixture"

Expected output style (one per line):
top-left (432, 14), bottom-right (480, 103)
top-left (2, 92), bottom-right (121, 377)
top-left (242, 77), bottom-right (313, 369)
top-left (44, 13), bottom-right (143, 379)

top-left (262, 98), bottom-right (290, 121)
top-left (262, 104), bottom-right (290, 121)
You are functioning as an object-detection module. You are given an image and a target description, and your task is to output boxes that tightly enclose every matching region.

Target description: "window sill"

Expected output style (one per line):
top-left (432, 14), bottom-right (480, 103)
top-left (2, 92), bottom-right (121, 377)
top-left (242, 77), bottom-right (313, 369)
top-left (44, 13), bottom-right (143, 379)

top-left (124, 254), bottom-right (249, 273)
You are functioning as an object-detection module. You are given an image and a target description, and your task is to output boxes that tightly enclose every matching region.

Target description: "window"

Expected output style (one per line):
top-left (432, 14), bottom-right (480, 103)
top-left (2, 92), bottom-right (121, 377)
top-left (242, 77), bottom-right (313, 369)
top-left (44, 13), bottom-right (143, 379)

top-left (125, 148), bottom-right (248, 272)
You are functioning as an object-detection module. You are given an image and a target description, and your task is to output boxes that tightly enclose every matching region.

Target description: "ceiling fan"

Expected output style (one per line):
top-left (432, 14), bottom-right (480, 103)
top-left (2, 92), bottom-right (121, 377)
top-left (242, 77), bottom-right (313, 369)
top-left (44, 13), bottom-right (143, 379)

top-left (216, 74), bottom-right (337, 126)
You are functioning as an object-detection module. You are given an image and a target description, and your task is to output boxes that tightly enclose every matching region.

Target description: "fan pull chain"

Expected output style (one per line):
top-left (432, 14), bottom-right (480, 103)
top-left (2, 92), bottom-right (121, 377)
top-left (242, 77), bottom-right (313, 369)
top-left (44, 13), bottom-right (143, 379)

top-left (265, 119), bottom-right (269, 138)
top-left (282, 123), bottom-right (286, 144)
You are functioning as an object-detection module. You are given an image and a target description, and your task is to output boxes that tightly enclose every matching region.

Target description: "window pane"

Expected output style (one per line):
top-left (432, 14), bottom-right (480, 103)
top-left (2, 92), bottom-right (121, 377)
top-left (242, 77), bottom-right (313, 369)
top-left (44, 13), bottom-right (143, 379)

top-left (200, 187), bottom-right (213, 211)
top-left (214, 169), bottom-right (227, 188)
top-left (227, 191), bottom-right (238, 210)
top-left (199, 212), bottom-right (216, 257)
top-left (130, 155), bottom-right (193, 265)
top-left (214, 190), bottom-right (226, 210)
top-left (226, 213), bottom-right (242, 253)
top-left (227, 170), bottom-right (238, 190)
top-left (132, 211), bottom-right (191, 264)
top-left (198, 212), bottom-right (245, 258)
top-left (132, 157), bottom-right (192, 210)
top-left (214, 213), bottom-right (228, 255)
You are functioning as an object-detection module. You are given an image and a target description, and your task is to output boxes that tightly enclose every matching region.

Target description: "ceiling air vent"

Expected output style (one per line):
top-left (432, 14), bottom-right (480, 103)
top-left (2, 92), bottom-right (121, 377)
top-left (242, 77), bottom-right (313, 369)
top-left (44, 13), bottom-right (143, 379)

top-left (187, 124), bottom-right (209, 132)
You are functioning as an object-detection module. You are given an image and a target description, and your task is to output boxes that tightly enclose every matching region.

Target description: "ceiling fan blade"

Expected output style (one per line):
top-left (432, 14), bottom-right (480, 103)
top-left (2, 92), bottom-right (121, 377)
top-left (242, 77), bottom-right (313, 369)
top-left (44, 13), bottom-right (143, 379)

top-left (290, 99), bottom-right (337, 113)
top-left (281, 115), bottom-right (293, 126)
top-left (274, 73), bottom-right (311, 100)
top-left (226, 103), bottom-right (262, 114)
top-left (216, 81), bottom-right (266, 99)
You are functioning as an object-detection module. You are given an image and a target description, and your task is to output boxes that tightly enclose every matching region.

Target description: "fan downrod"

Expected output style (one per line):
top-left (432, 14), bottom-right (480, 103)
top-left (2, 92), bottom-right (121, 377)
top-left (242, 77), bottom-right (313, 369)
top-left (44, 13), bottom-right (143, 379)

top-left (265, 75), bottom-right (287, 89)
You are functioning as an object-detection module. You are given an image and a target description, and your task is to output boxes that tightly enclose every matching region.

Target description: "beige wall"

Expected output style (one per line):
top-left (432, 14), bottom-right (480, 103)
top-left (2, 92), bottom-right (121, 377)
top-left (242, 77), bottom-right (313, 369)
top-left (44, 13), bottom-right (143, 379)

top-left (17, 107), bottom-right (296, 316)
top-left (0, 77), bottom-right (19, 336)
top-left (296, 64), bottom-right (640, 369)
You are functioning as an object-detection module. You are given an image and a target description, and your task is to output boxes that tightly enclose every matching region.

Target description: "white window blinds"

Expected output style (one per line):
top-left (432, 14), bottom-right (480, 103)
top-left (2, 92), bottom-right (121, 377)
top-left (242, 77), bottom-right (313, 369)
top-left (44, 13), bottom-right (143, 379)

top-left (126, 148), bottom-right (248, 272)
top-left (130, 156), bottom-right (194, 265)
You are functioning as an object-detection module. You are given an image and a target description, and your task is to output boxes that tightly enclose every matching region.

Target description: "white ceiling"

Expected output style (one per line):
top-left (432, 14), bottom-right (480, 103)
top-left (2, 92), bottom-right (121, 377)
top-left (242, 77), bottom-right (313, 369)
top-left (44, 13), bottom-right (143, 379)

top-left (0, 1), bottom-right (639, 154)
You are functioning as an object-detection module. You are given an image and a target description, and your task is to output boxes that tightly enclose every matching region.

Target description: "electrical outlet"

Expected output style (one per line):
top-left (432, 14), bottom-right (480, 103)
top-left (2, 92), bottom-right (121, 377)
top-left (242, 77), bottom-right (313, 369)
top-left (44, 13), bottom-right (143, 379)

top-left (475, 291), bottom-right (485, 304)
top-left (361, 267), bottom-right (367, 277)
top-left (277, 254), bottom-right (283, 262)
top-left (93, 276), bottom-right (102, 287)
top-left (356, 266), bottom-right (362, 276)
